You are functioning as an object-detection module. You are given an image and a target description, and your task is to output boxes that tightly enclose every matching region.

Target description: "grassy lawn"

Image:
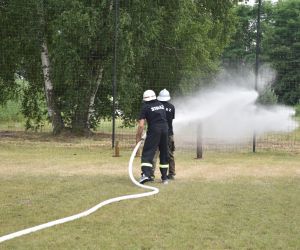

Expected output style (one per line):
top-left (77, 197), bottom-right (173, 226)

top-left (0, 135), bottom-right (299, 249)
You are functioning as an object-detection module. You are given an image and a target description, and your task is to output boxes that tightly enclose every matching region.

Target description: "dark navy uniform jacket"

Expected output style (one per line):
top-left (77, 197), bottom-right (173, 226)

top-left (160, 101), bottom-right (175, 136)
top-left (138, 100), bottom-right (167, 129)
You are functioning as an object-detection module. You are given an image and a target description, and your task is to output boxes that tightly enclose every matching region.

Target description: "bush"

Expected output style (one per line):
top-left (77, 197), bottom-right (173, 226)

top-left (295, 103), bottom-right (300, 117)
top-left (0, 100), bottom-right (24, 122)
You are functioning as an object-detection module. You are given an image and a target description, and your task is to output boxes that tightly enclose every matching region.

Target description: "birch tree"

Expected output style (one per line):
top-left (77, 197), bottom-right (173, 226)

top-left (1, 0), bottom-right (238, 133)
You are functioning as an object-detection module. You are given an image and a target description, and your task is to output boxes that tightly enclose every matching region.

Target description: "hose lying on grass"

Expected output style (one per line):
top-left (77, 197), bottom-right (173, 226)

top-left (0, 138), bottom-right (158, 244)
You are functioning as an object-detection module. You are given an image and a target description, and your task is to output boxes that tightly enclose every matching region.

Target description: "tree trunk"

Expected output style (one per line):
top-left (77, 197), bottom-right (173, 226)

top-left (70, 1), bottom-right (112, 135)
top-left (87, 67), bottom-right (104, 129)
top-left (41, 42), bottom-right (65, 135)
top-left (71, 67), bottom-right (104, 135)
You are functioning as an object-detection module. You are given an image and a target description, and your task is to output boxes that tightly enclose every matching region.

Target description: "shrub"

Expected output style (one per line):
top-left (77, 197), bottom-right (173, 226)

top-left (0, 100), bottom-right (24, 122)
top-left (295, 103), bottom-right (300, 117)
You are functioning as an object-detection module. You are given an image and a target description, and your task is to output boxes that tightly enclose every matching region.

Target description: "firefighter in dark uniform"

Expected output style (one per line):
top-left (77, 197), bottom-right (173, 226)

top-left (152, 89), bottom-right (176, 179)
top-left (136, 90), bottom-right (169, 184)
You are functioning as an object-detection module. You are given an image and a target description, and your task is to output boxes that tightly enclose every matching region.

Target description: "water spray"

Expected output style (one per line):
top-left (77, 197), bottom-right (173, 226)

top-left (174, 70), bottom-right (298, 145)
top-left (0, 137), bottom-right (157, 244)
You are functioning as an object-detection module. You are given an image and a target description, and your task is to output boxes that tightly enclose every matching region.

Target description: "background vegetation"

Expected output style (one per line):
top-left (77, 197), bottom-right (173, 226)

top-left (1, 0), bottom-right (299, 134)
top-left (223, 0), bottom-right (300, 105)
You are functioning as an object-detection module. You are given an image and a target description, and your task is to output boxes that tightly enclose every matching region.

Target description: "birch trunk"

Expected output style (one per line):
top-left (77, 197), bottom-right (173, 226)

top-left (71, 67), bottom-right (104, 135)
top-left (86, 67), bottom-right (104, 129)
top-left (70, 1), bottom-right (112, 134)
top-left (41, 42), bottom-right (64, 135)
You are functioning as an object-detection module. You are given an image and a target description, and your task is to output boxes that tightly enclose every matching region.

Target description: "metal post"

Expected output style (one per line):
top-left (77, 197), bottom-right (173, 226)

top-left (253, 0), bottom-right (262, 153)
top-left (112, 0), bottom-right (119, 148)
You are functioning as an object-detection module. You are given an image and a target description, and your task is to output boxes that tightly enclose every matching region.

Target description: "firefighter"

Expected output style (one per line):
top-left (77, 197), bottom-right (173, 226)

top-left (136, 90), bottom-right (169, 184)
top-left (152, 89), bottom-right (176, 180)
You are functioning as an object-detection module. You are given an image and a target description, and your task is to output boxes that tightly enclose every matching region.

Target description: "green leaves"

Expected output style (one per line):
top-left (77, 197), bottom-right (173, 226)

top-left (223, 0), bottom-right (299, 105)
top-left (264, 0), bottom-right (300, 105)
top-left (1, 0), bottom-right (238, 132)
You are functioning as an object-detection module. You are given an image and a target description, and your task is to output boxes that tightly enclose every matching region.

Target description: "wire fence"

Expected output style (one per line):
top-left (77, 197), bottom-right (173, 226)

top-left (0, 0), bottom-right (299, 154)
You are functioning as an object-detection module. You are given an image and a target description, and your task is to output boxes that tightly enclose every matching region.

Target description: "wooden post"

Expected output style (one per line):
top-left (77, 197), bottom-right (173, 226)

top-left (114, 141), bottom-right (120, 157)
top-left (196, 124), bottom-right (203, 159)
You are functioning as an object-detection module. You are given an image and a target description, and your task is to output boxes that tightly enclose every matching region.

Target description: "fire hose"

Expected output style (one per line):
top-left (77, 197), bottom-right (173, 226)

top-left (0, 137), bottom-right (158, 243)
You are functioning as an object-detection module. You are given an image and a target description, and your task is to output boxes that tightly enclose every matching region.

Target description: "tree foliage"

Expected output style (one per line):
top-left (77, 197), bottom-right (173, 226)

top-left (263, 0), bottom-right (300, 105)
top-left (222, 0), bottom-right (299, 105)
top-left (222, 4), bottom-right (257, 68)
top-left (1, 0), bottom-right (237, 133)
top-left (119, 0), bottom-right (237, 121)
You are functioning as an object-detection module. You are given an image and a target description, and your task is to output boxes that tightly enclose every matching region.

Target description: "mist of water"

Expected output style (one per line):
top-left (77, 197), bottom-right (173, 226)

top-left (173, 68), bottom-right (298, 144)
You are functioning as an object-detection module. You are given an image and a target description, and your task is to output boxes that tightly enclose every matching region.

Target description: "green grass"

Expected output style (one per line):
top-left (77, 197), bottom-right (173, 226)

top-left (0, 136), bottom-right (299, 249)
top-left (1, 176), bottom-right (299, 249)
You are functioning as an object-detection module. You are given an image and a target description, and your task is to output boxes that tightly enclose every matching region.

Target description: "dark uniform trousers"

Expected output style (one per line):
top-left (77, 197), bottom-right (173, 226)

top-left (152, 135), bottom-right (175, 177)
top-left (141, 124), bottom-right (169, 180)
top-left (168, 135), bottom-right (175, 176)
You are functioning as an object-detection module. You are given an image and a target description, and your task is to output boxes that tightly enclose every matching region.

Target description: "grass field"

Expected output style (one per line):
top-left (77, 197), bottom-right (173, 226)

top-left (0, 134), bottom-right (299, 249)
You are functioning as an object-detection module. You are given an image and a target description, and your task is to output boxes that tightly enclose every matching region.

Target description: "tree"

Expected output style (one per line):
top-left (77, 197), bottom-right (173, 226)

top-left (0, 0), bottom-right (24, 104)
top-left (222, 4), bottom-right (256, 69)
top-left (118, 0), bottom-right (237, 122)
top-left (263, 0), bottom-right (300, 105)
top-left (1, 0), bottom-right (115, 134)
top-left (222, 0), bottom-right (299, 105)
top-left (222, 1), bottom-right (274, 69)
top-left (1, 0), bottom-right (238, 133)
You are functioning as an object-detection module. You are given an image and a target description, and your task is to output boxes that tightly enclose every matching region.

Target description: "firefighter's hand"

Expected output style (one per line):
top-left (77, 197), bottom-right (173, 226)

top-left (136, 133), bottom-right (146, 144)
top-left (136, 136), bottom-right (141, 144)
top-left (135, 149), bottom-right (141, 157)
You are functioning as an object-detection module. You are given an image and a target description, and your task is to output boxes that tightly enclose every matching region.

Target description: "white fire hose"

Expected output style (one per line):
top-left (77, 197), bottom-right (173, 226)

top-left (0, 137), bottom-right (158, 244)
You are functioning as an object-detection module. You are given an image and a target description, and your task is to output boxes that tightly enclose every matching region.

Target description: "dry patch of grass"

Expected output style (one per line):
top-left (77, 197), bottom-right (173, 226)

top-left (0, 133), bottom-right (299, 181)
top-left (174, 151), bottom-right (300, 181)
top-left (179, 164), bottom-right (300, 181)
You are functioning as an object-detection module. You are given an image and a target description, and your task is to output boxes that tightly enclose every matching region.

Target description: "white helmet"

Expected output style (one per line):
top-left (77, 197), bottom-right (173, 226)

top-left (143, 90), bottom-right (156, 102)
top-left (157, 89), bottom-right (171, 101)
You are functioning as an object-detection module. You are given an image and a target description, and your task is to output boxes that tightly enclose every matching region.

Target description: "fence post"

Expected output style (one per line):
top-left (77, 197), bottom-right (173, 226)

top-left (114, 141), bottom-right (120, 157)
top-left (196, 124), bottom-right (203, 159)
top-left (112, 0), bottom-right (119, 148)
top-left (253, 0), bottom-right (262, 153)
